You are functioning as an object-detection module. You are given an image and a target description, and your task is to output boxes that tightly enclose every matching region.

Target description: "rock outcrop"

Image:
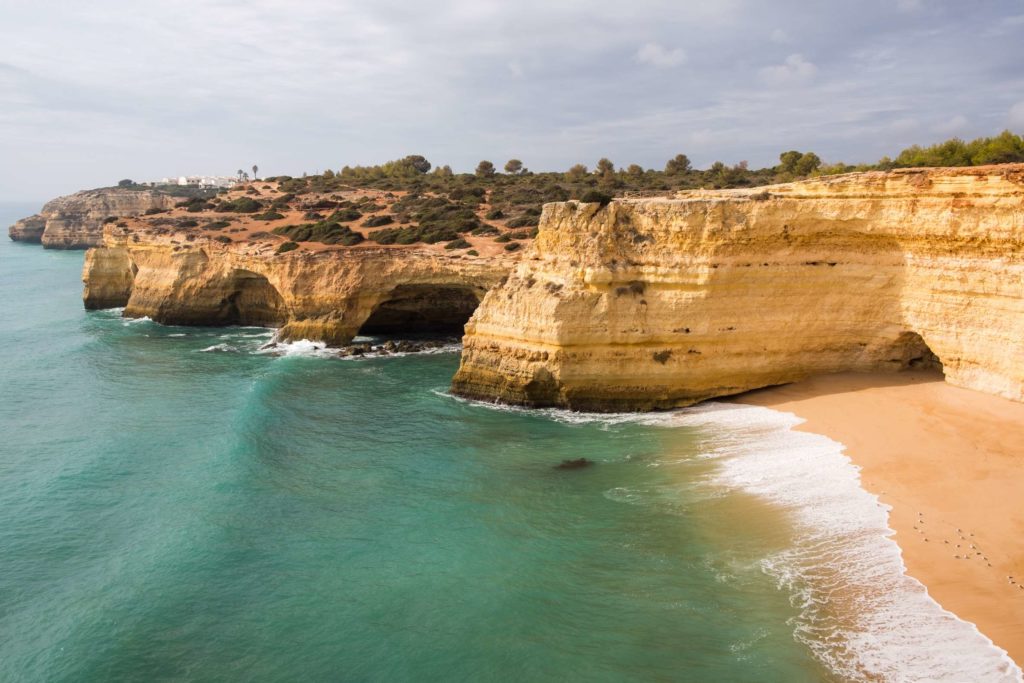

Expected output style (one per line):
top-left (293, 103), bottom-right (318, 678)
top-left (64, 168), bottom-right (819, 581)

top-left (9, 189), bottom-right (179, 249)
top-left (83, 227), bottom-right (512, 345)
top-left (451, 166), bottom-right (1024, 410)
top-left (8, 215), bottom-right (46, 243)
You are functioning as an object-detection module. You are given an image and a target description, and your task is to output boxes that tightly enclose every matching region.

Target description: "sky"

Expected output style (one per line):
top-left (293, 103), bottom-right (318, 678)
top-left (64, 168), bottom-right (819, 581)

top-left (1, 0), bottom-right (1023, 201)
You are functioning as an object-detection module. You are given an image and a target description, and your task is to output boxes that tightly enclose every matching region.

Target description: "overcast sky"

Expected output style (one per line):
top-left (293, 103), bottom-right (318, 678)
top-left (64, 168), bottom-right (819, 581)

top-left (2, 0), bottom-right (1023, 201)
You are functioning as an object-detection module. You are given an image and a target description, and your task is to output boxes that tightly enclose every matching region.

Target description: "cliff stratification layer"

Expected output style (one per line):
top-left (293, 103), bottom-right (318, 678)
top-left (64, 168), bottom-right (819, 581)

top-left (83, 227), bottom-right (512, 345)
top-left (451, 166), bottom-right (1024, 410)
top-left (10, 189), bottom-right (179, 249)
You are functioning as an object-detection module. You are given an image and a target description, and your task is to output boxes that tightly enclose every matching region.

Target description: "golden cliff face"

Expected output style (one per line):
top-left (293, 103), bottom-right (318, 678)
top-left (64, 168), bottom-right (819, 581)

top-left (451, 166), bottom-right (1024, 410)
top-left (83, 226), bottom-right (512, 345)
top-left (10, 189), bottom-right (179, 249)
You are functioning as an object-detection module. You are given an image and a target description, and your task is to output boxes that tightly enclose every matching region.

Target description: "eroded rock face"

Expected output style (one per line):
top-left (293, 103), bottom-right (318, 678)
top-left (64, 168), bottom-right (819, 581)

top-left (83, 227), bottom-right (512, 345)
top-left (9, 189), bottom-right (179, 249)
top-left (8, 215), bottom-right (46, 243)
top-left (451, 166), bottom-right (1024, 410)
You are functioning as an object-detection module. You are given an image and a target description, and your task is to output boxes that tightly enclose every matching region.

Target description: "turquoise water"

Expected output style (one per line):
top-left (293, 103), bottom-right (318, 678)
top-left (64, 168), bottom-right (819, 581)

top-left (0, 204), bottom-right (892, 682)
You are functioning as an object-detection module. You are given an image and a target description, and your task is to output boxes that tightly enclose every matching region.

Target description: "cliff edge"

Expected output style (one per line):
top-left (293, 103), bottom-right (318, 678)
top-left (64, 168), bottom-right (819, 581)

top-left (451, 165), bottom-right (1024, 410)
top-left (9, 188), bottom-right (180, 249)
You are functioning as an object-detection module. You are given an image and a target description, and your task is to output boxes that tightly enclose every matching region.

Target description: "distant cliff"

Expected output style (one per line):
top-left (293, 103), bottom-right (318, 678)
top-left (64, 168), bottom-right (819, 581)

top-left (451, 166), bottom-right (1024, 409)
top-left (9, 188), bottom-right (180, 249)
top-left (83, 226), bottom-right (513, 345)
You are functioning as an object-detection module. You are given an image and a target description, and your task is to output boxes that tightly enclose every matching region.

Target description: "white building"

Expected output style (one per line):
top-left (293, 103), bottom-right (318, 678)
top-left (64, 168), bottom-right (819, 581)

top-left (148, 175), bottom-right (240, 189)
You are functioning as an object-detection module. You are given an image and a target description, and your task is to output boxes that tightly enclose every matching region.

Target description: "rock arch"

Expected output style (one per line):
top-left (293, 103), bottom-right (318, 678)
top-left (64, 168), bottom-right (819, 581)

top-left (358, 284), bottom-right (483, 336)
top-left (217, 269), bottom-right (287, 326)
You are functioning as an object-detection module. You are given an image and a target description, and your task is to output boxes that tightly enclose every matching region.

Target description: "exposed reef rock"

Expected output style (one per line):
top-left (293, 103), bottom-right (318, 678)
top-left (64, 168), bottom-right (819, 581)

top-left (9, 189), bottom-right (179, 249)
top-left (83, 227), bottom-right (511, 345)
top-left (451, 166), bottom-right (1024, 410)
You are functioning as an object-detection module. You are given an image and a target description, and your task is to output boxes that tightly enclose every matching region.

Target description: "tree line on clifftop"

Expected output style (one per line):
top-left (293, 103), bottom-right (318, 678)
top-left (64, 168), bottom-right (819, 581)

top-left (263, 130), bottom-right (1024, 198)
top-left (96, 130), bottom-right (1024, 252)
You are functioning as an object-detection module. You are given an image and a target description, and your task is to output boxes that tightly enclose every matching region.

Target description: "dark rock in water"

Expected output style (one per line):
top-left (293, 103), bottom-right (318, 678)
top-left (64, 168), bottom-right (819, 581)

top-left (555, 458), bottom-right (593, 470)
top-left (336, 337), bottom-right (453, 357)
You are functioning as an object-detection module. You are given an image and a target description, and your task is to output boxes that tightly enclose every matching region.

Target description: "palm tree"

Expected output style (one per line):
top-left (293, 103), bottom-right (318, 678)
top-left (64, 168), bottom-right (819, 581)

top-left (252, 164), bottom-right (259, 181)
top-left (237, 169), bottom-right (244, 182)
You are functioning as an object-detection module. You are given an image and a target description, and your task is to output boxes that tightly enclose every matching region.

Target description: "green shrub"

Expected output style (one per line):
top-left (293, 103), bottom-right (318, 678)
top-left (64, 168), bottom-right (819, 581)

top-left (214, 235), bottom-right (232, 244)
top-left (507, 214), bottom-right (539, 228)
top-left (144, 207), bottom-right (167, 215)
top-left (217, 197), bottom-right (263, 213)
top-left (485, 208), bottom-right (504, 219)
top-left (279, 178), bottom-right (309, 194)
top-left (271, 193), bottom-right (295, 209)
top-left (579, 190), bottom-right (613, 206)
top-left (205, 220), bottom-right (232, 230)
top-left (444, 237), bottom-right (471, 250)
top-left (176, 197), bottom-right (215, 212)
top-left (467, 249), bottom-right (479, 256)
top-left (363, 214), bottom-right (394, 227)
top-left (471, 225), bottom-right (499, 236)
top-left (102, 216), bottom-right (117, 224)
top-left (255, 211), bottom-right (286, 221)
top-left (177, 219), bottom-right (199, 228)
top-left (272, 221), bottom-right (365, 246)
top-left (328, 207), bottom-right (362, 222)
top-left (371, 224), bottom-right (461, 245)
top-left (276, 241), bottom-right (300, 254)
top-left (504, 242), bottom-right (523, 252)
top-left (494, 234), bottom-right (511, 243)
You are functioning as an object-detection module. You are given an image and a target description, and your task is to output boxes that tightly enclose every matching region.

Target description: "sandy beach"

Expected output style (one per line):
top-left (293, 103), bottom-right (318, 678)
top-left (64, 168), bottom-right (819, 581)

top-left (735, 370), bottom-right (1024, 664)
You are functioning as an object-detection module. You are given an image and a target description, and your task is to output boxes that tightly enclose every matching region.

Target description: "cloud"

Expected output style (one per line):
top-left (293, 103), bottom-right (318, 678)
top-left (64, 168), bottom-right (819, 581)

top-left (897, 0), bottom-right (924, 12)
top-left (635, 42), bottom-right (687, 68)
top-left (1010, 101), bottom-right (1024, 129)
top-left (759, 54), bottom-right (818, 86)
top-left (0, 0), bottom-right (1022, 200)
top-left (932, 114), bottom-right (969, 135)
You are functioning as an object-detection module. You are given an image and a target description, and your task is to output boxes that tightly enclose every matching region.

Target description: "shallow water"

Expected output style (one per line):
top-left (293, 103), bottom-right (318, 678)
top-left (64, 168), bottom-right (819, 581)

top-left (0, 203), bottom-right (1017, 682)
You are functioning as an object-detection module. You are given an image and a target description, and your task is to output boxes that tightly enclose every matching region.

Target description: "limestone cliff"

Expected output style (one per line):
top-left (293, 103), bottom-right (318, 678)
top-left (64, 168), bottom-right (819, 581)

top-left (451, 166), bottom-right (1024, 410)
top-left (9, 189), bottom-right (179, 249)
top-left (83, 226), bottom-right (512, 345)
top-left (8, 215), bottom-right (46, 243)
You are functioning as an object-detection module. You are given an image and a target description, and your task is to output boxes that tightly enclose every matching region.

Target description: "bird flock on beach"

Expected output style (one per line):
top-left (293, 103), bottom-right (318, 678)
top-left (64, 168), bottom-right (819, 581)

top-left (910, 511), bottom-right (1022, 593)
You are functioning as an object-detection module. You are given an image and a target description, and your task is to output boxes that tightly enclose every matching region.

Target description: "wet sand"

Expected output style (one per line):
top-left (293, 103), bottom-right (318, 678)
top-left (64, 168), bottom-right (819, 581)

top-left (734, 370), bottom-right (1024, 664)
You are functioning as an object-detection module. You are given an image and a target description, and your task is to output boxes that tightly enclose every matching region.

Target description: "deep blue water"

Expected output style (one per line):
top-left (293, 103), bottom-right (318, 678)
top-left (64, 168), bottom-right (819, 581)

top-left (0, 203), bottom-right (835, 681)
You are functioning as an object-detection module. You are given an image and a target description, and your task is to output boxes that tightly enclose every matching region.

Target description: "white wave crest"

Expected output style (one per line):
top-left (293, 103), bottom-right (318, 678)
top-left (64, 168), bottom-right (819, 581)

top-left (257, 339), bottom-right (462, 360)
top-left (436, 394), bottom-right (1021, 681)
top-left (667, 402), bottom-right (1022, 683)
top-left (195, 343), bottom-right (238, 353)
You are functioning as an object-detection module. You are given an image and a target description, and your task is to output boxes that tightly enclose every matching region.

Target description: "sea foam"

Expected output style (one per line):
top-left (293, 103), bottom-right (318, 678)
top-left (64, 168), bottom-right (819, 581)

top-left (655, 403), bottom-right (1022, 683)
top-left (444, 394), bottom-right (1022, 682)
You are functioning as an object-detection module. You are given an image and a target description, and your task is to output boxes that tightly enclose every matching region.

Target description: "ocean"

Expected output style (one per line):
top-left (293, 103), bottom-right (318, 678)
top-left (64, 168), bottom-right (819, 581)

top-left (0, 202), bottom-right (1018, 682)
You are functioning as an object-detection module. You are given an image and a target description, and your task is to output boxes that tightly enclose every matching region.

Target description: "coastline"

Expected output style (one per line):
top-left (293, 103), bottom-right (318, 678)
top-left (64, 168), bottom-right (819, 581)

top-left (733, 370), bottom-right (1024, 666)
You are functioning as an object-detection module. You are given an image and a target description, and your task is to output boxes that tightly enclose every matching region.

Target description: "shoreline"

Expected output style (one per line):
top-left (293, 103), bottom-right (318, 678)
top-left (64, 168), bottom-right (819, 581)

top-left (733, 370), bottom-right (1024, 666)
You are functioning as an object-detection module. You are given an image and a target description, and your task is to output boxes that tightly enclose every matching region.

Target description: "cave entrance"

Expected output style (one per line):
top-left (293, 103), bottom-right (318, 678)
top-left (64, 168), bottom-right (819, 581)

top-left (892, 331), bottom-right (944, 374)
top-left (359, 284), bottom-right (481, 336)
top-left (220, 269), bottom-right (286, 326)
